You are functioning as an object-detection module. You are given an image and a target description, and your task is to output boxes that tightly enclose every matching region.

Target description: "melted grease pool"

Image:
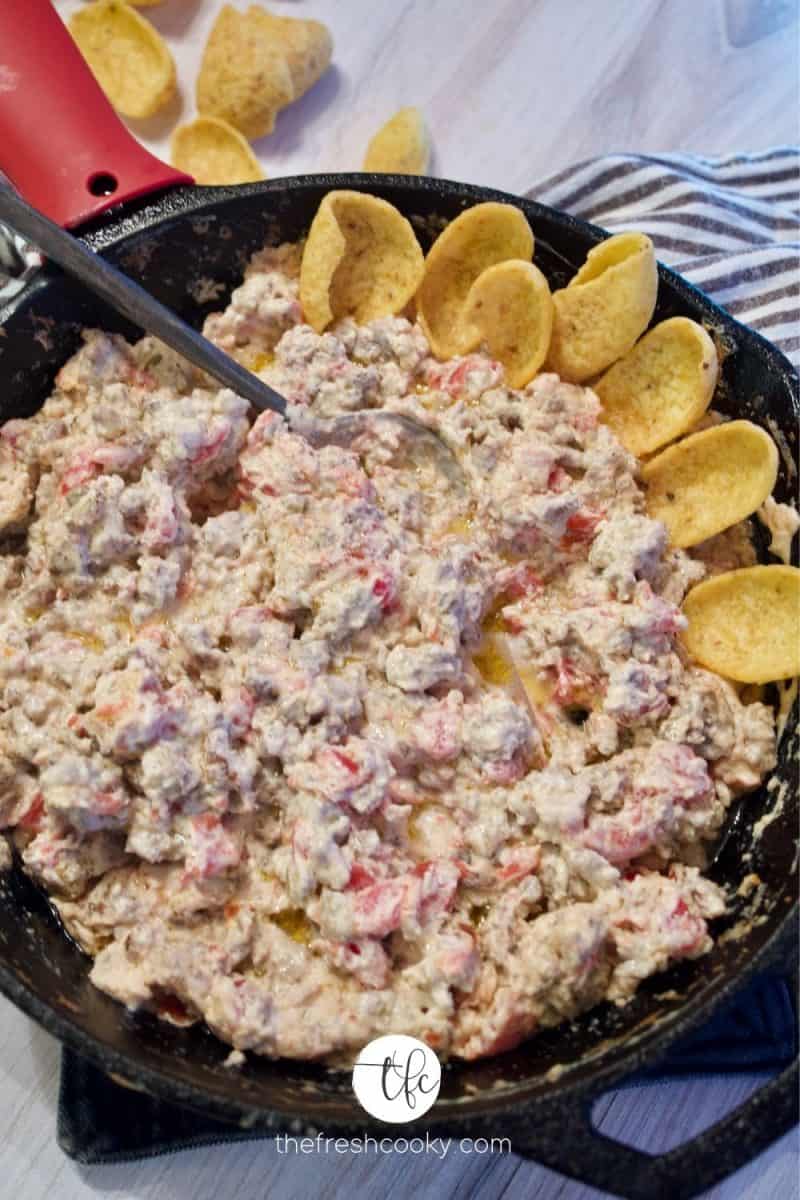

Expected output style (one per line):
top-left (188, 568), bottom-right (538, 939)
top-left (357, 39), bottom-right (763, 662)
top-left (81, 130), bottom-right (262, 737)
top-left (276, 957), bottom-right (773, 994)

top-left (271, 908), bottom-right (315, 944)
top-left (472, 640), bottom-right (514, 686)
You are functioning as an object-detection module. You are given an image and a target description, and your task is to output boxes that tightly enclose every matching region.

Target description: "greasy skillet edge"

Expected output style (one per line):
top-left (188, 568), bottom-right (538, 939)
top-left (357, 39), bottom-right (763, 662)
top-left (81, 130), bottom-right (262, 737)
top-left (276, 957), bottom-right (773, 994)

top-left (0, 175), bottom-right (796, 1133)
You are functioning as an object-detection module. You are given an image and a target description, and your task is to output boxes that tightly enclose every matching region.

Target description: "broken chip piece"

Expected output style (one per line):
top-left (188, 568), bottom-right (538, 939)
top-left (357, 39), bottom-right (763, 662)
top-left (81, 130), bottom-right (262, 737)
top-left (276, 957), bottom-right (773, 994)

top-left (299, 191), bottom-right (424, 332)
top-left (642, 420), bottom-right (779, 548)
top-left (363, 108), bottom-right (430, 175)
top-left (461, 259), bottom-right (553, 388)
top-left (170, 117), bottom-right (265, 186)
top-left (683, 565), bottom-right (800, 683)
top-left (417, 202), bottom-right (534, 360)
top-left (68, 0), bottom-right (176, 119)
top-left (196, 4), bottom-right (332, 140)
top-left (595, 317), bottom-right (718, 456)
top-left (545, 233), bottom-right (658, 383)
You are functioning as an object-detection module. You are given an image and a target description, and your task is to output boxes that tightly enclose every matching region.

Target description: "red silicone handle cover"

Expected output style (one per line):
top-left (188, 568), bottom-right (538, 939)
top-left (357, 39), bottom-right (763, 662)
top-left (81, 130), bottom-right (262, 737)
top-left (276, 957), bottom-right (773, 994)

top-left (0, 0), bottom-right (193, 228)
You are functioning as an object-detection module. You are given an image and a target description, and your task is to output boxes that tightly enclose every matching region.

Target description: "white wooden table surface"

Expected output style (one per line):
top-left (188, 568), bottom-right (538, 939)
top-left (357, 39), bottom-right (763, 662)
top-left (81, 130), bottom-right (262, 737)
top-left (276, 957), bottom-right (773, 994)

top-left (2, 1), bottom-right (798, 1197)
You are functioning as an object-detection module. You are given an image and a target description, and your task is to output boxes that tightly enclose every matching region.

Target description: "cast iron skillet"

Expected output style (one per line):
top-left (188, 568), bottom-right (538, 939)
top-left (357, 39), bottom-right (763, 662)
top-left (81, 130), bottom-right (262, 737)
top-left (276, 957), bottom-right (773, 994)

top-left (0, 6), bottom-right (796, 1198)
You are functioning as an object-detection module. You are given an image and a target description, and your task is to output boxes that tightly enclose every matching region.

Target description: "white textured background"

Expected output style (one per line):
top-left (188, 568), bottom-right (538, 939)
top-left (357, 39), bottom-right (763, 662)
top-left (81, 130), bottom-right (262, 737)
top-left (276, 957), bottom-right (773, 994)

top-left (54, 0), bottom-right (799, 191)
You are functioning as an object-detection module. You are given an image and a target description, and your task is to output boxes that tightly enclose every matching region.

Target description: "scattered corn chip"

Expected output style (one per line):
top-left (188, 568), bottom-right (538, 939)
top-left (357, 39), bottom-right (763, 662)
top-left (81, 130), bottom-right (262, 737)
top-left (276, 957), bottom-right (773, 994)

top-left (683, 565), bottom-right (800, 683)
top-left (248, 7), bottom-right (332, 103)
top-left (170, 117), bottom-right (265, 186)
top-left (594, 317), bottom-right (718, 456)
top-left (417, 203), bottom-right (534, 359)
top-left (461, 260), bottom-right (553, 388)
top-left (545, 233), bottom-right (658, 382)
top-left (300, 191), bottom-right (424, 332)
top-left (197, 4), bottom-right (332, 140)
top-left (363, 108), bottom-right (430, 175)
top-left (642, 420), bottom-right (778, 548)
top-left (68, 0), bottom-right (176, 120)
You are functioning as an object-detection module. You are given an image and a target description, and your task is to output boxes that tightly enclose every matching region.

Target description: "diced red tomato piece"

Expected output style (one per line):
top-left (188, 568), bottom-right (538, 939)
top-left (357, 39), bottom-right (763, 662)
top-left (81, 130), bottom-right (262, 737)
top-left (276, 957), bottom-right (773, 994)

top-left (372, 575), bottom-right (397, 613)
top-left (347, 863), bottom-right (376, 891)
top-left (547, 465), bottom-right (571, 491)
top-left (190, 425), bottom-right (228, 466)
top-left (332, 749), bottom-right (359, 774)
top-left (502, 564), bottom-right (543, 601)
top-left (19, 792), bottom-right (44, 831)
top-left (561, 508), bottom-right (604, 547)
top-left (60, 454), bottom-right (101, 495)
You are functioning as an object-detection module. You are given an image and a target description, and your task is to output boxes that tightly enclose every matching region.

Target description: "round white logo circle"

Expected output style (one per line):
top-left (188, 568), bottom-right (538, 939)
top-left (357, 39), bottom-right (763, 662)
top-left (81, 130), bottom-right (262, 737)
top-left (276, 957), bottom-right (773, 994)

top-left (352, 1034), bottom-right (441, 1123)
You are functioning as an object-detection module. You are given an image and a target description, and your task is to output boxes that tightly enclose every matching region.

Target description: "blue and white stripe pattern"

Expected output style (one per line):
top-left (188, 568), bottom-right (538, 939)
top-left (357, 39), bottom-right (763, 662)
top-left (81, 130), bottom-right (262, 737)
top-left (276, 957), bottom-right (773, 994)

top-left (528, 147), bottom-right (799, 367)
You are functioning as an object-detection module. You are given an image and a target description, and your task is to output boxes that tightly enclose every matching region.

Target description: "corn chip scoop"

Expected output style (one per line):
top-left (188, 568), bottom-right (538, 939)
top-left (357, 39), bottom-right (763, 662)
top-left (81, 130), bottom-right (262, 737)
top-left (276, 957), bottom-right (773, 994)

top-left (196, 4), bottom-right (332, 140)
top-left (417, 202), bottom-right (535, 360)
top-left (545, 232), bottom-right (658, 383)
top-left (461, 259), bottom-right (553, 388)
top-left (68, 0), bottom-right (176, 120)
top-left (683, 565), bottom-right (800, 683)
top-left (595, 317), bottom-right (719, 456)
top-left (363, 108), bottom-right (430, 175)
top-left (642, 420), bottom-right (779, 549)
top-left (299, 191), bottom-right (424, 333)
top-left (171, 117), bottom-right (264, 186)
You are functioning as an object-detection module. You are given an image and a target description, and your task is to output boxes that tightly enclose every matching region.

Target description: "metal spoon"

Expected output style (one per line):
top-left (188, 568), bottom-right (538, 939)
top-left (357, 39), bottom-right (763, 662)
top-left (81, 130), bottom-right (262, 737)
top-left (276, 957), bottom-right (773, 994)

top-left (0, 182), bottom-right (465, 489)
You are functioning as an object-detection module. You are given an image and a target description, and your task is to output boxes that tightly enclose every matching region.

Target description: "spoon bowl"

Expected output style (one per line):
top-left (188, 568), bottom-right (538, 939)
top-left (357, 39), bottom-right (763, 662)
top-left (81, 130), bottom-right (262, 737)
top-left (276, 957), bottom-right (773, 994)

top-left (0, 180), bottom-right (466, 488)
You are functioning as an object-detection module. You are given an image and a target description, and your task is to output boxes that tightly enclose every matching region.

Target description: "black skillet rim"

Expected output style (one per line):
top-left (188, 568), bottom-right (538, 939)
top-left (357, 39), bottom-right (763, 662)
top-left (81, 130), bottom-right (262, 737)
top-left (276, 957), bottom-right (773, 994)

top-left (0, 173), bottom-right (796, 1137)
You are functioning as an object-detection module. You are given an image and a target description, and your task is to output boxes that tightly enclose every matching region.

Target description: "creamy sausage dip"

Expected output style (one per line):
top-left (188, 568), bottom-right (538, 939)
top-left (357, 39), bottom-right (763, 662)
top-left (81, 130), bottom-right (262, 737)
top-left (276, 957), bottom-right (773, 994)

top-left (0, 240), bottom-right (780, 1062)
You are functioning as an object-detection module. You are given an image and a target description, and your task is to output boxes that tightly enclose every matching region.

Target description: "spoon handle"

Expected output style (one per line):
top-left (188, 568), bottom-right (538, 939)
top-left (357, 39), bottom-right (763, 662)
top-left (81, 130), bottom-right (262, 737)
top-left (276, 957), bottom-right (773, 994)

top-left (0, 181), bottom-right (287, 417)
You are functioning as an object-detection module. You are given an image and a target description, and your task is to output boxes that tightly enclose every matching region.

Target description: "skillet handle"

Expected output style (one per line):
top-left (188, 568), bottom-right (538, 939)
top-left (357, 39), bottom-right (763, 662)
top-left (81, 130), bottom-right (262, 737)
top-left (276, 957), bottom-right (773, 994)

top-left (0, 0), bottom-right (191, 228)
top-left (508, 1059), bottom-right (798, 1200)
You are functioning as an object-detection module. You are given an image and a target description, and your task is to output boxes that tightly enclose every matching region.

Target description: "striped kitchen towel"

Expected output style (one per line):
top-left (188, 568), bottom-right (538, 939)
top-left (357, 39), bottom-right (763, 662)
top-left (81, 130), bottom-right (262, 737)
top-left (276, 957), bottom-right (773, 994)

top-left (527, 146), bottom-right (800, 367)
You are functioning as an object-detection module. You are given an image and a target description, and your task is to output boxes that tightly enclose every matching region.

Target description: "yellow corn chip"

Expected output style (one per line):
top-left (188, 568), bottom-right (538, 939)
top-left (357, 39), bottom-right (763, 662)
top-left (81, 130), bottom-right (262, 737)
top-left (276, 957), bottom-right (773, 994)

top-left (170, 117), bottom-right (265, 186)
top-left (461, 260), bottom-right (553, 388)
top-left (300, 191), bottom-right (424, 332)
top-left (68, 0), bottom-right (176, 120)
top-left (363, 108), bottom-right (430, 175)
top-left (247, 7), bottom-right (332, 103)
top-left (417, 203), bottom-right (534, 359)
top-left (594, 317), bottom-right (718, 456)
top-left (683, 565), bottom-right (800, 683)
top-left (197, 5), bottom-right (331, 140)
top-left (642, 420), bottom-right (779, 548)
top-left (545, 233), bottom-right (658, 382)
